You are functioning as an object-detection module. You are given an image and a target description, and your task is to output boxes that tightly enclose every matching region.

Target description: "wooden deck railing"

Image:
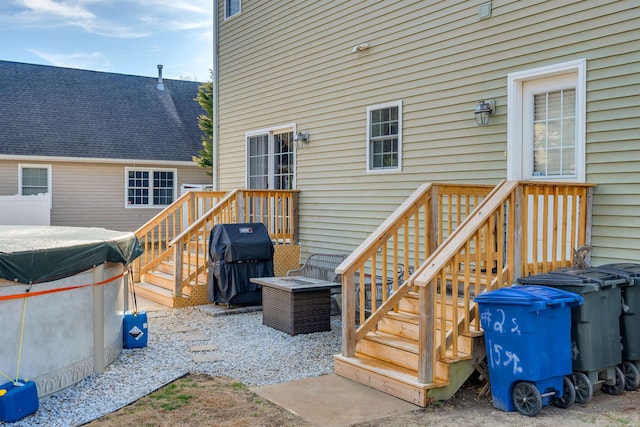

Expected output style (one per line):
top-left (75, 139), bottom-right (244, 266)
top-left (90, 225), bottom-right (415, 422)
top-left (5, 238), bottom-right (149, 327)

top-left (336, 183), bottom-right (494, 353)
top-left (168, 189), bottom-right (299, 297)
top-left (338, 180), bottom-right (594, 384)
top-left (133, 190), bottom-right (226, 280)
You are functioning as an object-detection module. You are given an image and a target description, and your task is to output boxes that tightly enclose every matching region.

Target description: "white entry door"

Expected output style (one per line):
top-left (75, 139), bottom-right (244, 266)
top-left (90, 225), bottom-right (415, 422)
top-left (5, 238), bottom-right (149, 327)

top-left (507, 60), bottom-right (587, 262)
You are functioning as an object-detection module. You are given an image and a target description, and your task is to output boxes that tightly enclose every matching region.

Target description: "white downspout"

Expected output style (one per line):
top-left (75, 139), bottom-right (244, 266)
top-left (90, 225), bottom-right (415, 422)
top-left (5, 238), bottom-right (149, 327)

top-left (212, 0), bottom-right (220, 190)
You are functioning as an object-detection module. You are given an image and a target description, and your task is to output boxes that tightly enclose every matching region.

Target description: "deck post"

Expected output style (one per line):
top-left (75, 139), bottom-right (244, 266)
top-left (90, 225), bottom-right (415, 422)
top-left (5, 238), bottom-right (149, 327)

top-left (584, 187), bottom-right (594, 265)
top-left (342, 272), bottom-right (356, 357)
top-left (291, 191), bottom-right (299, 244)
top-left (173, 242), bottom-right (183, 298)
top-left (418, 282), bottom-right (434, 383)
top-left (512, 184), bottom-right (523, 280)
top-left (430, 185), bottom-right (439, 255)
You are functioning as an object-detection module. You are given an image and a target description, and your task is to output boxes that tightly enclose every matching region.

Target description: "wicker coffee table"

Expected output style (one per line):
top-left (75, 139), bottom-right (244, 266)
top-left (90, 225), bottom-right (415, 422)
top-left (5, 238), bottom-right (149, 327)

top-left (250, 276), bottom-right (341, 335)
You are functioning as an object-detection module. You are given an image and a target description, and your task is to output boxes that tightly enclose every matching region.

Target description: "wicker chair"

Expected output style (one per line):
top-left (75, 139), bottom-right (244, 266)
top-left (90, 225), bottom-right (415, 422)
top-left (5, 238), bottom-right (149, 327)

top-left (287, 253), bottom-right (348, 315)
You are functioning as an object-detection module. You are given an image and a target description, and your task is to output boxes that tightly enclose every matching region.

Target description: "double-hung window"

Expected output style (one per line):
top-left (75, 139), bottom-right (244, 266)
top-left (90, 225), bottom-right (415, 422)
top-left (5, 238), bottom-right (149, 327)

top-left (225, 0), bottom-right (241, 19)
top-left (19, 164), bottom-right (51, 195)
top-left (126, 168), bottom-right (176, 208)
top-left (367, 101), bottom-right (402, 172)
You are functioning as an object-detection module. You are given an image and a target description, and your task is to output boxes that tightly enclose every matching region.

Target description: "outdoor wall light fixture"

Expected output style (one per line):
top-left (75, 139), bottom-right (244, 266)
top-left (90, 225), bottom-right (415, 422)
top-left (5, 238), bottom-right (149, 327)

top-left (474, 100), bottom-right (495, 126)
top-left (294, 131), bottom-right (310, 149)
top-left (351, 42), bottom-right (369, 53)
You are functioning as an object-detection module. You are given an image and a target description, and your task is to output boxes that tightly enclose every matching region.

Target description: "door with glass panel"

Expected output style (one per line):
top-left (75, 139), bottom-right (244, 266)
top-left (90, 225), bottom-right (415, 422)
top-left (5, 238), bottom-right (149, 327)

top-left (520, 72), bottom-right (582, 263)
top-left (246, 130), bottom-right (294, 235)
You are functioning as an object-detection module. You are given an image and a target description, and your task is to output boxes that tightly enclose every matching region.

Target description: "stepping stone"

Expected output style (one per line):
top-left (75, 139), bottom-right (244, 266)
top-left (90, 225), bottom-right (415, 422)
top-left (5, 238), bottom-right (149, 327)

top-left (177, 333), bottom-right (209, 341)
top-left (190, 344), bottom-right (218, 352)
top-left (168, 324), bottom-right (197, 333)
top-left (193, 353), bottom-right (223, 363)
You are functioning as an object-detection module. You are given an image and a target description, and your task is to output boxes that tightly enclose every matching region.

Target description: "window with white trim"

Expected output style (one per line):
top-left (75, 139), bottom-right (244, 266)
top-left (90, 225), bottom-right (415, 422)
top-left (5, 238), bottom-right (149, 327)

top-left (126, 168), bottom-right (176, 207)
top-left (225, 0), bottom-right (241, 19)
top-left (19, 164), bottom-right (51, 195)
top-left (246, 127), bottom-right (294, 190)
top-left (507, 59), bottom-right (586, 182)
top-left (367, 101), bottom-right (402, 172)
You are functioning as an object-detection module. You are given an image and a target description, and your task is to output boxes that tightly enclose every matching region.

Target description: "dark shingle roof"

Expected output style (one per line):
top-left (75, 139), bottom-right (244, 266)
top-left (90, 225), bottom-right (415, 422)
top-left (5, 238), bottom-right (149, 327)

top-left (0, 61), bottom-right (205, 162)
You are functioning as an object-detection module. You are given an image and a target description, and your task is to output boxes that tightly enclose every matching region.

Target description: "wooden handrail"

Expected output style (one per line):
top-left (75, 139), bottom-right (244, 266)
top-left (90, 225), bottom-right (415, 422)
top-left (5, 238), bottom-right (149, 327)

top-left (339, 183), bottom-right (494, 357)
top-left (133, 190), bottom-right (226, 279)
top-left (170, 189), bottom-right (240, 246)
top-left (340, 180), bottom-right (595, 386)
top-left (337, 183), bottom-right (433, 275)
top-left (169, 189), bottom-right (300, 297)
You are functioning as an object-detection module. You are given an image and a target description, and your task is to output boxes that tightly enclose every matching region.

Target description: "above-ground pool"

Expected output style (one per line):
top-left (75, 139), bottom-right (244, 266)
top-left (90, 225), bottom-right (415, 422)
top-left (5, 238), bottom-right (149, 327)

top-left (0, 226), bottom-right (142, 397)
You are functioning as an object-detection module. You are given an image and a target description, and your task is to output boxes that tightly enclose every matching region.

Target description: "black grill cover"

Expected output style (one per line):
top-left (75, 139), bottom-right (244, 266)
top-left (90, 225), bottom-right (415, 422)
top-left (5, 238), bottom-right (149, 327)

top-left (208, 223), bottom-right (274, 262)
top-left (208, 223), bottom-right (274, 305)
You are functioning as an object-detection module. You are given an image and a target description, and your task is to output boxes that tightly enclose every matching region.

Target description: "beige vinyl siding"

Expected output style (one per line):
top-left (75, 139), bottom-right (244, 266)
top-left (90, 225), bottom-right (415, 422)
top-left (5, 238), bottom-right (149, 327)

top-left (217, 1), bottom-right (640, 262)
top-left (0, 161), bottom-right (18, 194)
top-left (0, 160), bottom-right (210, 231)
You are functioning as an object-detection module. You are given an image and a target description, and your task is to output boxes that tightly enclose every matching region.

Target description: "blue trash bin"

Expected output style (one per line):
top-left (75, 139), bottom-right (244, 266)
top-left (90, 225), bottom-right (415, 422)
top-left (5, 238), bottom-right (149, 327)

top-left (475, 285), bottom-right (583, 416)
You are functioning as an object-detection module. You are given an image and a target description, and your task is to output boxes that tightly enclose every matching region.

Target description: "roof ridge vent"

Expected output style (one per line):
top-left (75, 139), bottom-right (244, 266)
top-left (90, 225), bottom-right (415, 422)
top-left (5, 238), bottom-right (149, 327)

top-left (157, 64), bottom-right (164, 91)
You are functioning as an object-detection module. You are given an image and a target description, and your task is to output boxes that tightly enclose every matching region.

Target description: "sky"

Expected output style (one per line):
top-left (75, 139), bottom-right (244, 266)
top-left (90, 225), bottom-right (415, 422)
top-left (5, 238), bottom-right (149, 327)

top-left (0, 0), bottom-right (213, 81)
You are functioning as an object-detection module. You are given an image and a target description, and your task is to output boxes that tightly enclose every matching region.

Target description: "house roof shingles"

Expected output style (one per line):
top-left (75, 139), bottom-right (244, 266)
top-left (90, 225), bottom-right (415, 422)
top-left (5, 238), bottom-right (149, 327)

top-left (0, 60), bottom-right (205, 163)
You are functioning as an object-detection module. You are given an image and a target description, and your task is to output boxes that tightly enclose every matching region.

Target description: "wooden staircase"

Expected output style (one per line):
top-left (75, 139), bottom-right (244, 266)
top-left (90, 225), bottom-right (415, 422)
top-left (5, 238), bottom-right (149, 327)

top-left (133, 189), bottom-right (300, 308)
top-left (335, 290), bottom-right (484, 406)
top-left (334, 180), bottom-right (595, 406)
top-left (136, 250), bottom-right (209, 307)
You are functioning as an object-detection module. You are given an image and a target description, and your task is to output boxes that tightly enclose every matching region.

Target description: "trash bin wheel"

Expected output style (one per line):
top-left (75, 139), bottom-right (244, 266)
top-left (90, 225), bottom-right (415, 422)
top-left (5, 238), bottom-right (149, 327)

top-left (570, 372), bottom-right (593, 404)
top-left (602, 366), bottom-right (626, 395)
top-left (512, 381), bottom-right (542, 417)
top-left (551, 376), bottom-right (576, 409)
top-left (621, 361), bottom-right (640, 391)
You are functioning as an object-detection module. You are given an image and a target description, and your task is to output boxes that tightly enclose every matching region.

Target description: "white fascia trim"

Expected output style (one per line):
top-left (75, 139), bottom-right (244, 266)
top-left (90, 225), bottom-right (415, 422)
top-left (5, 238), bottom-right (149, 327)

top-left (245, 123), bottom-right (296, 138)
top-left (0, 154), bottom-right (196, 167)
top-left (507, 58), bottom-right (586, 182)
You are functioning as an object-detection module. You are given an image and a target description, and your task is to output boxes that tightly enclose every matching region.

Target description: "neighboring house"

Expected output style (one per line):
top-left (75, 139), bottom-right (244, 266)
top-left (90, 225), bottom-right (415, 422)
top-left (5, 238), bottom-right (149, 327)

top-left (0, 61), bottom-right (211, 231)
top-left (213, 0), bottom-right (640, 266)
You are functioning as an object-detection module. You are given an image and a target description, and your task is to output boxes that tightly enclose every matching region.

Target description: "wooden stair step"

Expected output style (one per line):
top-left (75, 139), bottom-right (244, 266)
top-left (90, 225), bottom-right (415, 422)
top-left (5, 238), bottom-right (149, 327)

top-left (142, 270), bottom-right (175, 290)
top-left (134, 282), bottom-right (175, 308)
top-left (357, 330), bottom-right (472, 370)
top-left (133, 281), bottom-right (194, 308)
top-left (334, 353), bottom-right (446, 407)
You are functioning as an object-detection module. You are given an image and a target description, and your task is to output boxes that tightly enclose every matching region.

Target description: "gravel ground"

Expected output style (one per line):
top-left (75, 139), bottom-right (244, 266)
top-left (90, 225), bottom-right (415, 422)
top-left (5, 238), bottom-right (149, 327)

top-left (2, 307), bottom-right (342, 427)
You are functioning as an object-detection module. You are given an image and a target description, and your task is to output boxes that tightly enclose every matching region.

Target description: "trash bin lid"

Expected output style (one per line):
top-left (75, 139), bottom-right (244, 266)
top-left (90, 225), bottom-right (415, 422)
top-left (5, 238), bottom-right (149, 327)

top-left (517, 268), bottom-right (626, 292)
top-left (474, 285), bottom-right (583, 311)
top-left (594, 263), bottom-right (640, 286)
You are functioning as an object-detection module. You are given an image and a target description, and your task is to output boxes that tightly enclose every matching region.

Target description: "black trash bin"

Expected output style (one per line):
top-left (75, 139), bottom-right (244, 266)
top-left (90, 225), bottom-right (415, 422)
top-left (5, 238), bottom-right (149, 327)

top-left (593, 263), bottom-right (640, 390)
top-left (208, 223), bottom-right (274, 307)
top-left (517, 268), bottom-right (627, 403)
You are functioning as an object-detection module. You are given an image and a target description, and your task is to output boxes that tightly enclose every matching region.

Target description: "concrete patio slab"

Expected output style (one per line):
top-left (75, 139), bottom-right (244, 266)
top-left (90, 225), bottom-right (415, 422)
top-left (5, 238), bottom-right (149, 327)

top-left (252, 374), bottom-right (418, 427)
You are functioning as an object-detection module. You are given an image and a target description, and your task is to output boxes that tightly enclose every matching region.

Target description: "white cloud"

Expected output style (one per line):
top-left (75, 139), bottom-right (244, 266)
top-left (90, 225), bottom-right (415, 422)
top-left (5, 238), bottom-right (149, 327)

top-left (28, 48), bottom-right (112, 71)
top-left (21, 0), bottom-right (94, 19)
top-left (6, 0), bottom-right (212, 38)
